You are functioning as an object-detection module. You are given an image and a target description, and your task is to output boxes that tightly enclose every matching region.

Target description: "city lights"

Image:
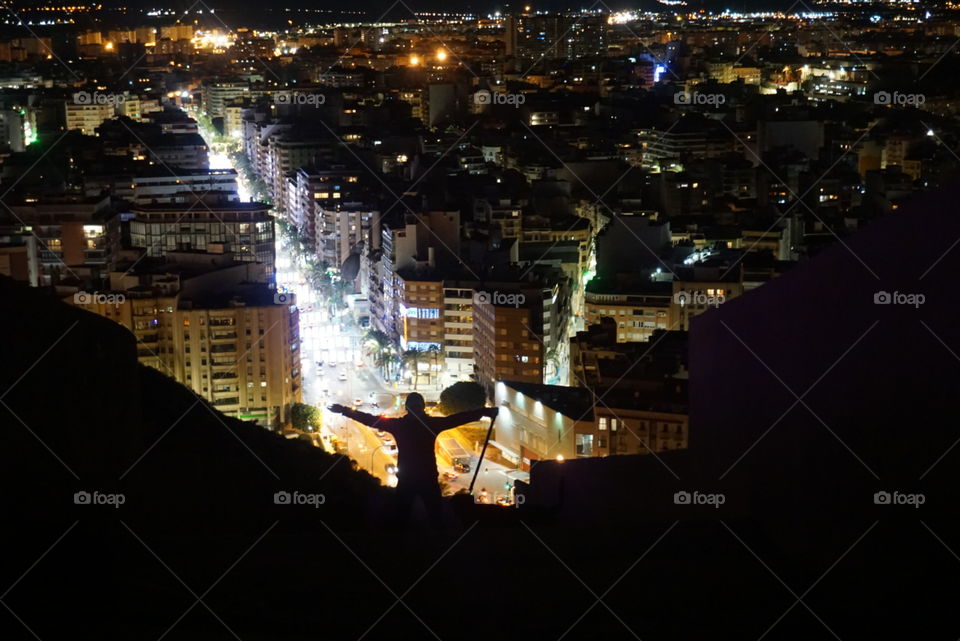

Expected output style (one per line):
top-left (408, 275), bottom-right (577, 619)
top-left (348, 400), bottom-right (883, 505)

top-left (2, 3), bottom-right (956, 636)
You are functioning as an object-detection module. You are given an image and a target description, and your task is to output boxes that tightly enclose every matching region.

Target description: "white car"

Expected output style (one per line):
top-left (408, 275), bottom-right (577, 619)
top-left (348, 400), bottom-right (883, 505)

top-left (338, 373), bottom-right (347, 382)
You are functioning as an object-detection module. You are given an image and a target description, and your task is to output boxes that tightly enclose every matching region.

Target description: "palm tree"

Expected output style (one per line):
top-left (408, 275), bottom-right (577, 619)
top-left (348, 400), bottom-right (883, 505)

top-left (403, 348), bottom-right (425, 391)
top-left (364, 330), bottom-right (392, 377)
top-left (387, 351), bottom-right (402, 382)
top-left (427, 344), bottom-right (441, 387)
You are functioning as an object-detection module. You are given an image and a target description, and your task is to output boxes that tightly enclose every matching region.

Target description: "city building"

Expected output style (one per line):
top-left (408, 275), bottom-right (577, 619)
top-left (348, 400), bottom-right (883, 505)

top-left (126, 196), bottom-right (276, 277)
top-left (66, 253), bottom-right (301, 428)
top-left (473, 289), bottom-right (544, 398)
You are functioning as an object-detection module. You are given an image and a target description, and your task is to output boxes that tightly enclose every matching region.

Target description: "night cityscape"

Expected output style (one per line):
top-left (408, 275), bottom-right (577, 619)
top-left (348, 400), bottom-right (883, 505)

top-left (0, 0), bottom-right (958, 638)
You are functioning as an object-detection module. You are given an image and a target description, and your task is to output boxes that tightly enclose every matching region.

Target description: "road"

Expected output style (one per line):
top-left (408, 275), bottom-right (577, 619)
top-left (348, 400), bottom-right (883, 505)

top-left (199, 109), bottom-right (520, 504)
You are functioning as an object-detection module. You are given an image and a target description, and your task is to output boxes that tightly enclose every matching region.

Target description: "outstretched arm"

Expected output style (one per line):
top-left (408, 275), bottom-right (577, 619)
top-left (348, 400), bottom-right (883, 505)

top-left (328, 404), bottom-right (392, 430)
top-left (434, 407), bottom-right (498, 431)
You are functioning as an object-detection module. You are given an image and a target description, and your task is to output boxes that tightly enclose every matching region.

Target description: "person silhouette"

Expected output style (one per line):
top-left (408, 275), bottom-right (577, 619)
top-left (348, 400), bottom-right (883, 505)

top-left (329, 393), bottom-right (497, 527)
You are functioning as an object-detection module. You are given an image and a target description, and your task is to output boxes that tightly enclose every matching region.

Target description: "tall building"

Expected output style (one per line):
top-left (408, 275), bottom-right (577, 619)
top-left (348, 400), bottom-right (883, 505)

top-left (201, 81), bottom-right (250, 118)
top-left (132, 169), bottom-right (240, 205)
top-left (127, 196), bottom-right (276, 277)
top-left (67, 256), bottom-right (301, 428)
top-left (473, 290), bottom-right (544, 398)
top-left (2, 196), bottom-right (115, 287)
top-left (65, 102), bottom-right (115, 135)
top-left (442, 284), bottom-right (475, 386)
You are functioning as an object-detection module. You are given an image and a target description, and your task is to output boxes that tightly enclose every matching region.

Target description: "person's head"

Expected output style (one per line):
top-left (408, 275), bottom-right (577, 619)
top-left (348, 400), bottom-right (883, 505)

top-left (405, 392), bottom-right (425, 414)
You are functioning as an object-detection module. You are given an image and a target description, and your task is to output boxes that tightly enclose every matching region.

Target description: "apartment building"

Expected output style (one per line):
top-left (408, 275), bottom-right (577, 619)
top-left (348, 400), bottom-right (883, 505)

top-left (671, 267), bottom-right (743, 331)
top-left (521, 215), bottom-right (592, 276)
top-left (473, 290), bottom-right (544, 398)
top-left (65, 102), bottom-right (115, 135)
top-left (442, 285), bottom-right (475, 386)
top-left (584, 278), bottom-right (675, 342)
top-left (67, 260), bottom-right (300, 428)
top-left (285, 164), bottom-right (364, 255)
top-left (2, 195), bottom-right (115, 287)
top-left (202, 81), bottom-right (250, 118)
top-left (147, 132), bottom-right (209, 170)
top-left (127, 196), bottom-right (276, 276)
top-left (265, 135), bottom-right (335, 210)
top-left (132, 169), bottom-right (239, 205)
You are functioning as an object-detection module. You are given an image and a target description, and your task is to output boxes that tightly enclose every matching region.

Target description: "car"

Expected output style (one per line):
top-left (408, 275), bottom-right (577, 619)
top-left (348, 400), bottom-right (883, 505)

top-left (315, 360), bottom-right (324, 367)
top-left (354, 398), bottom-right (364, 406)
top-left (442, 471), bottom-right (459, 481)
top-left (327, 361), bottom-right (337, 367)
top-left (338, 373), bottom-right (347, 382)
top-left (321, 388), bottom-right (330, 396)
top-left (496, 495), bottom-right (514, 507)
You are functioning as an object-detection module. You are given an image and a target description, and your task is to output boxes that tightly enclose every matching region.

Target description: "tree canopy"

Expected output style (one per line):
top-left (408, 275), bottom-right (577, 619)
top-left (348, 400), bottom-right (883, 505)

top-left (438, 381), bottom-right (487, 416)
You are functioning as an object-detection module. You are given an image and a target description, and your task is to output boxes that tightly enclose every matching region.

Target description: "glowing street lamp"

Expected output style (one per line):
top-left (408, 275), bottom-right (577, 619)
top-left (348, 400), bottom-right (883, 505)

top-left (409, 54), bottom-right (420, 66)
top-left (435, 48), bottom-right (448, 62)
